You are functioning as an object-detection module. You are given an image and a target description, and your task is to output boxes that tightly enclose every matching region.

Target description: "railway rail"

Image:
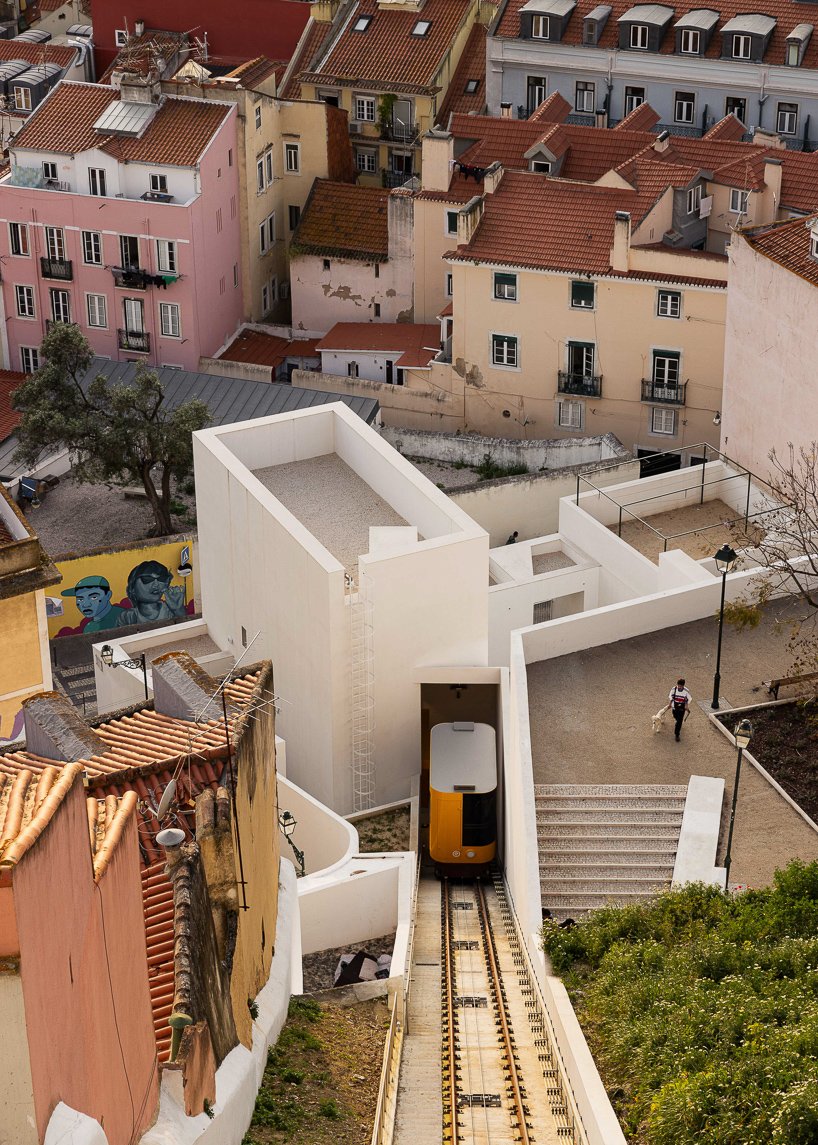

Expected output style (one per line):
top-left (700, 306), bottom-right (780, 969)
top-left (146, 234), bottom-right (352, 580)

top-left (440, 871), bottom-right (575, 1144)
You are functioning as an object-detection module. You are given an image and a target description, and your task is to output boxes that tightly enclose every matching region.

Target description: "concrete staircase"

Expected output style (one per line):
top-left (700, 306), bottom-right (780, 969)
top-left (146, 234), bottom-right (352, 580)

top-left (536, 784), bottom-right (688, 921)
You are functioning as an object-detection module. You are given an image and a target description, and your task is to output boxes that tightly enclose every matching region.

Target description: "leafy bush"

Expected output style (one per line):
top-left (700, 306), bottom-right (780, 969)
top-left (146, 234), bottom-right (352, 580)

top-left (543, 863), bottom-right (818, 1144)
top-left (474, 451), bottom-right (528, 482)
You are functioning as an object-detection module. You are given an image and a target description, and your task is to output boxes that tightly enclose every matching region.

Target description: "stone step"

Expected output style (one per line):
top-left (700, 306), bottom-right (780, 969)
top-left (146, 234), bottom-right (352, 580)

top-left (541, 863), bottom-right (674, 881)
top-left (540, 839), bottom-right (678, 854)
top-left (540, 889), bottom-right (668, 911)
top-left (538, 810), bottom-right (684, 825)
top-left (539, 823), bottom-right (681, 839)
top-left (536, 784), bottom-right (689, 798)
top-left (536, 797), bottom-right (686, 812)
top-left (542, 875), bottom-right (671, 893)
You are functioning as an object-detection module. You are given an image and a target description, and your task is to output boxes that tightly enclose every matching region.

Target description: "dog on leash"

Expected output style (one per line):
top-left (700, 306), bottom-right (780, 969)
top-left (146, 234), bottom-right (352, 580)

top-left (652, 704), bottom-right (670, 733)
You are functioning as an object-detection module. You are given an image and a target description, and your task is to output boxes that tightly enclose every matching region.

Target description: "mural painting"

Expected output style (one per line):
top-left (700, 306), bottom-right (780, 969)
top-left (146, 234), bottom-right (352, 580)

top-left (48, 539), bottom-right (196, 639)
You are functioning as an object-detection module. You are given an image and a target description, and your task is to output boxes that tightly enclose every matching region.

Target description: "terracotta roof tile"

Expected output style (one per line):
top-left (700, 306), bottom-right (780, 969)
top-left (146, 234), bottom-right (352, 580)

top-left (0, 762), bottom-right (83, 867)
top-left (494, 0), bottom-right (818, 70)
top-left (744, 212), bottom-right (818, 288)
top-left (704, 113), bottom-right (747, 142)
top-left (293, 178), bottom-right (389, 259)
top-left (142, 860), bottom-right (175, 1061)
top-left (221, 55), bottom-right (282, 89)
top-left (280, 19), bottom-right (333, 99)
top-left (0, 369), bottom-right (25, 442)
top-left (528, 91), bottom-right (571, 123)
top-left (436, 24), bottom-right (488, 126)
top-left (12, 82), bottom-right (231, 167)
top-left (614, 102), bottom-right (660, 132)
top-left (87, 790), bottom-right (138, 879)
top-left (220, 330), bottom-right (320, 370)
top-left (99, 30), bottom-right (189, 83)
top-left (316, 322), bottom-right (440, 359)
top-left (305, 0), bottom-right (475, 90)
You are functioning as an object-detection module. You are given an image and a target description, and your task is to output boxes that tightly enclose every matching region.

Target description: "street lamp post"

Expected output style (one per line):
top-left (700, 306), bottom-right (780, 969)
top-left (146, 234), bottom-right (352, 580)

top-left (279, 810), bottom-right (306, 877)
top-left (100, 644), bottom-right (149, 701)
top-left (723, 718), bottom-right (753, 889)
top-left (711, 543), bottom-right (738, 710)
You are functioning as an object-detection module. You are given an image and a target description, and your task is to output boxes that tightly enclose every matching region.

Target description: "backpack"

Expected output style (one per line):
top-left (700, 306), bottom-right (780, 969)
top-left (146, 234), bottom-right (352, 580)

top-left (671, 689), bottom-right (687, 715)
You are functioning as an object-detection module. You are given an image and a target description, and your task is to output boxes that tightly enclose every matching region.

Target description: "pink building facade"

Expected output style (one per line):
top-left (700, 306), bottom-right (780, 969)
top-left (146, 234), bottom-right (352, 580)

top-left (0, 80), bottom-right (244, 374)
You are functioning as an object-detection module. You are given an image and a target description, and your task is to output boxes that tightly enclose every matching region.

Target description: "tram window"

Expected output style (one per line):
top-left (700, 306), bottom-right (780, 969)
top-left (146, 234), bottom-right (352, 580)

top-left (462, 792), bottom-right (496, 847)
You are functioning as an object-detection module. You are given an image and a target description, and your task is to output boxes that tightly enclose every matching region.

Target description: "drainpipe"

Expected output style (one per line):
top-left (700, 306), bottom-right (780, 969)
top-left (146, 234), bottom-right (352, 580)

top-left (169, 1011), bottom-right (193, 1061)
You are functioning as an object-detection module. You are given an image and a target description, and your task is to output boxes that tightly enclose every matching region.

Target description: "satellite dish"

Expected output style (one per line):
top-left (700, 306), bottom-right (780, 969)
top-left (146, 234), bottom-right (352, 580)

top-left (156, 827), bottom-right (185, 848)
top-left (156, 777), bottom-right (177, 820)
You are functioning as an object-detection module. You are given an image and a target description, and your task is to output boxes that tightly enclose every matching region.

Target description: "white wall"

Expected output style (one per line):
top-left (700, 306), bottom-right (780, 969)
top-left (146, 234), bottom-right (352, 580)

top-left (558, 498), bottom-right (658, 605)
top-left (489, 565), bottom-right (599, 666)
top-left (0, 974), bottom-right (37, 1145)
top-left (277, 775), bottom-right (358, 877)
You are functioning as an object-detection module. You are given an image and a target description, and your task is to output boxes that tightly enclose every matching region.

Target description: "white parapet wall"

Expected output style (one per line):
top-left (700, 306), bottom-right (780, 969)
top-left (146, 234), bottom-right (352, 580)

top-left (672, 775), bottom-right (726, 887)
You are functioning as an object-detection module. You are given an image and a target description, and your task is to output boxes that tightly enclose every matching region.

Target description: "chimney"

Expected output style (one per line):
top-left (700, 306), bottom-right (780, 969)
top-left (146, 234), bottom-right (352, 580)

top-left (500, 102), bottom-right (512, 118)
top-left (653, 130), bottom-right (670, 153)
top-left (610, 210), bottom-right (631, 272)
top-left (134, 17), bottom-right (145, 35)
top-left (595, 109), bottom-right (607, 129)
top-left (119, 69), bottom-right (162, 105)
top-left (483, 161), bottom-right (504, 195)
top-left (457, 196), bottom-right (485, 245)
top-left (312, 0), bottom-right (337, 22)
top-left (763, 157), bottom-right (783, 211)
top-left (151, 652), bottom-right (238, 723)
top-left (421, 128), bottom-right (454, 192)
top-left (22, 692), bottom-right (107, 762)
top-left (388, 189), bottom-right (414, 266)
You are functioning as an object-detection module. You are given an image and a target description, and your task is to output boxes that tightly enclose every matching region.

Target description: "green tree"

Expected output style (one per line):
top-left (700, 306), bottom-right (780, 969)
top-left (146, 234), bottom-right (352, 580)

top-left (13, 323), bottom-right (210, 536)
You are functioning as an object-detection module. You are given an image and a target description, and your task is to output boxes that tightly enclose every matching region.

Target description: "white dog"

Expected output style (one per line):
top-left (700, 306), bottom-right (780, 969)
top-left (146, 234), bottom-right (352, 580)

top-left (652, 704), bottom-right (670, 733)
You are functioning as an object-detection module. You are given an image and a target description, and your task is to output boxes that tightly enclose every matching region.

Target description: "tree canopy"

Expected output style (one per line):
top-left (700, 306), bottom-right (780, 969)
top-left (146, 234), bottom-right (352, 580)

top-left (13, 323), bottom-right (210, 536)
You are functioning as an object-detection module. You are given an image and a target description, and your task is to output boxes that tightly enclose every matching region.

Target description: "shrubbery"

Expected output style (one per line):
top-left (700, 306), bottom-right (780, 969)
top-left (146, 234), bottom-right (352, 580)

top-left (543, 862), bottom-right (818, 1144)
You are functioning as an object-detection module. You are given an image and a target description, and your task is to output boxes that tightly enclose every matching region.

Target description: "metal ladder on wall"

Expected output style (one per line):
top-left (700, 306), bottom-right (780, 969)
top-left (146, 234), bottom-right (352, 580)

top-left (347, 568), bottom-right (376, 812)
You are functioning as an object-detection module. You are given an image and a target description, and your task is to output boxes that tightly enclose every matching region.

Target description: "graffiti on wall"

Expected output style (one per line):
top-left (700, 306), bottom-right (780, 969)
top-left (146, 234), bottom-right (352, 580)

top-left (48, 540), bottom-right (196, 639)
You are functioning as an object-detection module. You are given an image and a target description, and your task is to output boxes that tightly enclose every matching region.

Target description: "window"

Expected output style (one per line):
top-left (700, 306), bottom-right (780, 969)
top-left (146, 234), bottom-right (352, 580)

top-left (787, 40), bottom-right (801, 67)
top-left (624, 86), bottom-right (645, 114)
top-left (353, 15), bottom-right (371, 31)
top-left (575, 80), bottom-right (595, 113)
top-left (150, 173), bottom-right (168, 195)
top-left (732, 33), bottom-right (751, 58)
top-left (259, 213), bottom-right (275, 254)
top-left (82, 230), bottom-right (102, 265)
top-left (9, 222), bottom-right (29, 257)
top-left (254, 104), bottom-right (262, 130)
top-left (88, 167), bottom-right (106, 196)
top-left (533, 600), bottom-right (553, 623)
top-left (115, 28), bottom-right (128, 46)
top-left (20, 346), bottom-right (39, 373)
top-left (391, 151), bottom-right (412, 177)
top-left (494, 271), bottom-right (517, 301)
top-left (45, 226), bottom-right (65, 260)
top-left (119, 235), bottom-right (140, 270)
top-left (729, 188), bottom-right (750, 214)
top-left (725, 96), bottom-right (746, 121)
top-left (630, 24), bottom-right (648, 49)
top-left (374, 302), bottom-right (381, 317)
top-left (124, 297), bottom-right (144, 332)
top-left (526, 76), bottom-right (546, 114)
top-left (15, 284), bottom-right (35, 318)
top-left (289, 204), bottom-right (301, 230)
top-left (777, 102), bottom-right (798, 135)
top-left (14, 87), bottom-right (32, 112)
top-left (412, 19), bottom-right (431, 34)
top-left (675, 91), bottom-right (695, 124)
top-left (567, 341), bottom-right (595, 378)
top-left (215, 207), bottom-right (222, 233)
top-left (583, 18), bottom-right (597, 44)
top-left (446, 210), bottom-right (459, 235)
top-left (159, 302), bottom-right (180, 338)
top-left (354, 95), bottom-right (376, 122)
top-left (652, 407), bottom-right (676, 434)
top-left (374, 263), bottom-right (380, 278)
top-left (42, 161), bottom-right (57, 182)
top-left (464, 79), bottom-right (479, 94)
top-left (657, 289), bottom-right (681, 318)
top-left (531, 13), bottom-right (549, 37)
top-left (261, 282), bottom-right (271, 313)
top-left (50, 289), bottom-right (71, 324)
top-left (156, 239), bottom-right (177, 274)
top-left (571, 279), bottom-right (595, 309)
top-left (686, 184), bottom-right (701, 214)
top-left (680, 28), bottom-right (700, 53)
top-left (356, 148), bottom-right (377, 173)
top-left (323, 258), bottom-right (330, 271)
top-left (233, 263), bottom-right (239, 288)
top-left (228, 148), bottom-right (233, 167)
top-left (86, 293), bottom-right (107, 328)
top-left (347, 361), bottom-right (359, 377)
top-left (446, 272), bottom-right (453, 297)
top-left (284, 143), bottom-right (300, 173)
top-left (492, 334), bottom-right (518, 367)
top-left (558, 400), bottom-right (584, 429)
top-left (653, 351), bottom-right (680, 386)
top-left (265, 150), bottom-right (273, 185)
top-left (230, 195), bottom-right (237, 219)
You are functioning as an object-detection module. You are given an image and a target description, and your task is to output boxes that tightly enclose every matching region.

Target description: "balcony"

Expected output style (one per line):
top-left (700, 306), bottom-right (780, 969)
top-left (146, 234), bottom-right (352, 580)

top-left (641, 379), bottom-right (687, 405)
top-left (380, 122), bottom-right (419, 145)
top-left (111, 266), bottom-right (150, 289)
top-left (557, 371), bottom-right (602, 397)
top-left (40, 256), bottom-right (73, 281)
top-left (381, 169), bottom-right (413, 188)
top-left (118, 329), bottom-right (151, 353)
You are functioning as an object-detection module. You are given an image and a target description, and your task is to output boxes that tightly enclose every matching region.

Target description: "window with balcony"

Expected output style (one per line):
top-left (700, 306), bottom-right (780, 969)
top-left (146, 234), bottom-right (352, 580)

top-left (15, 284), bottom-right (35, 318)
top-left (687, 184), bottom-right (701, 214)
top-left (680, 28), bottom-right (700, 53)
top-left (653, 350), bottom-right (680, 387)
top-left (50, 289), bottom-right (71, 324)
top-left (9, 222), bottom-right (29, 257)
top-left (494, 272), bottom-right (517, 301)
top-left (657, 289), bottom-right (681, 317)
top-left (729, 188), bottom-right (750, 214)
top-left (571, 280), bottom-right (595, 309)
top-left (732, 33), bottom-right (751, 58)
top-left (14, 87), bottom-right (31, 111)
top-left (20, 346), bottom-right (39, 373)
top-left (675, 91), bottom-right (695, 124)
top-left (86, 293), bottom-right (107, 328)
top-left (624, 86), bottom-right (645, 113)
top-left (120, 235), bottom-right (140, 270)
top-left (560, 342), bottom-right (600, 395)
top-left (82, 230), bottom-right (102, 265)
top-left (526, 76), bottom-right (547, 114)
top-left (492, 333), bottom-right (518, 367)
top-left (630, 23), bottom-right (649, 48)
top-left (88, 167), bottom-right (106, 196)
top-left (777, 102), bottom-right (798, 135)
top-left (558, 399), bottom-right (584, 429)
top-left (45, 227), bottom-right (65, 260)
top-left (159, 302), bottom-right (180, 338)
top-left (124, 297), bottom-right (144, 332)
top-left (531, 13), bottom-right (549, 37)
top-left (575, 81), bottom-right (595, 113)
top-left (652, 407), bottom-right (676, 434)
top-left (725, 96), bottom-right (746, 121)
top-left (285, 143), bottom-right (300, 173)
top-left (354, 95), bottom-right (376, 122)
top-left (156, 239), bottom-right (177, 274)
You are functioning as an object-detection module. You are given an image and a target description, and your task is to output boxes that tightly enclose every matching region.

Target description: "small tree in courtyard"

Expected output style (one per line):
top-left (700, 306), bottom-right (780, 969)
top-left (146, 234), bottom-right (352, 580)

top-left (13, 323), bottom-right (210, 536)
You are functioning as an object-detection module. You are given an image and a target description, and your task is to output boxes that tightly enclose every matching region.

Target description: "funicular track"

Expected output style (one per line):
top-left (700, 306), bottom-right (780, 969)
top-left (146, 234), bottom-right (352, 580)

top-left (440, 871), bottom-right (575, 1144)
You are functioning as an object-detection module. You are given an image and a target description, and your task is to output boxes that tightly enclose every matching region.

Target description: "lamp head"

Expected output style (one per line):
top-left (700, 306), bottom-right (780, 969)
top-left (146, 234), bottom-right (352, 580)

top-left (734, 717), bottom-right (753, 751)
top-left (279, 810), bottom-right (296, 838)
top-left (176, 562), bottom-right (193, 578)
top-left (100, 644), bottom-right (114, 667)
top-left (714, 543), bottom-right (737, 573)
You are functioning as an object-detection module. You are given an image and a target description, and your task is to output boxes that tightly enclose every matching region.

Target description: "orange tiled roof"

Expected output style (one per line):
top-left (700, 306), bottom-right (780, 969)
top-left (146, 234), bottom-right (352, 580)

top-left (0, 762), bottom-right (83, 868)
top-left (142, 860), bottom-right (175, 1061)
top-left (12, 82), bottom-right (231, 167)
top-left (494, 0), bottom-right (818, 70)
top-left (87, 791), bottom-right (139, 879)
top-left (744, 212), bottom-right (818, 288)
top-left (528, 91), bottom-right (572, 123)
top-left (220, 330), bottom-right (320, 369)
top-left (0, 369), bottom-right (25, 442)
top-left (316, 322), bottom-right (440, 365)
top-left (304, 0), bottom-right (475, 90)
top-left (436, 24), bottom-right (488, 126)
top-left (704, 114), bottom-right (747, 142)
top-left (292, 178), bottom-right (390, 259)
top-left (221, 55), bottom-right (282, 89)
top-left (614, 102), bottom-right (660, 132)
top-left (280, 19), bottom-right (333, 99)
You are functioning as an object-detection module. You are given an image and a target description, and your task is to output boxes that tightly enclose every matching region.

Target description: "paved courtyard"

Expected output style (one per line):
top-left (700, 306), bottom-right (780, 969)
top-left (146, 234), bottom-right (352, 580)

top-left (527, 597), bottom-right (818, 888)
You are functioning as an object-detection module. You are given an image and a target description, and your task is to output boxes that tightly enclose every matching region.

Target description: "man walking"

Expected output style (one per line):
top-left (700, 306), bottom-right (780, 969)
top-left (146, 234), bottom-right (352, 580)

top-left (669, 678), bottom-right (692, 741)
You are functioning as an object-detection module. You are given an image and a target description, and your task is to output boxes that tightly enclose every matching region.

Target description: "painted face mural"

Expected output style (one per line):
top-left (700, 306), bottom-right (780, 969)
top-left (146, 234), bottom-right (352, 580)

top-left (117, 561), bottom-right (188, 626)
top-left (61, 575), bottom-right (127, 632)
